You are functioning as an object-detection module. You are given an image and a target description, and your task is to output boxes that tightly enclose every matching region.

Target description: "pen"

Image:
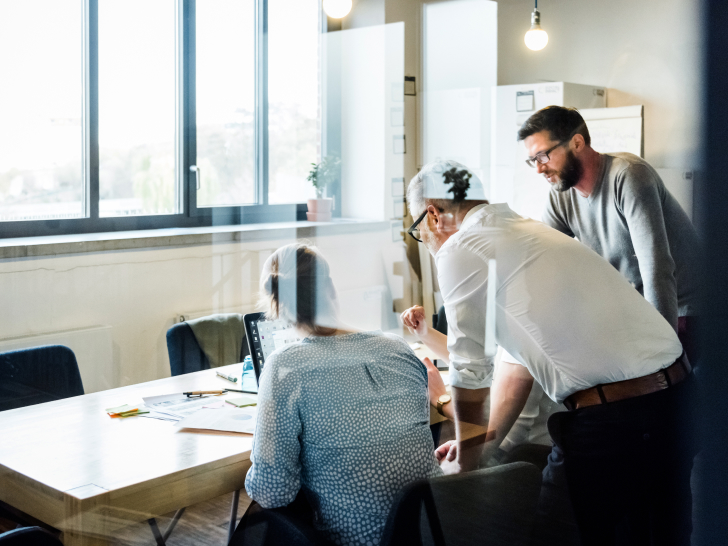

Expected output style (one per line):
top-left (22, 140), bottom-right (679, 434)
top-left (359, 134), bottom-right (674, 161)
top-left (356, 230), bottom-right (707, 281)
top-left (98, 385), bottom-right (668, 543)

top-left (183, 390), bottom-right (225, 397)
top-left (183, 389), bottom-right (257, 397)
top-left (223, 387), bottom-right (258, 395)
top-left (216, 371), bottom-right (238, 383)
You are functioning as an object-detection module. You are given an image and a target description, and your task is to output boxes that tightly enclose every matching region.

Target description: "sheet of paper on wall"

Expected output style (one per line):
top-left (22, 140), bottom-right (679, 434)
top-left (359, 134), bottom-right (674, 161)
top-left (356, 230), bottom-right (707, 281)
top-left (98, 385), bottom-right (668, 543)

top-left (175, 407), bottom-right (257, 434)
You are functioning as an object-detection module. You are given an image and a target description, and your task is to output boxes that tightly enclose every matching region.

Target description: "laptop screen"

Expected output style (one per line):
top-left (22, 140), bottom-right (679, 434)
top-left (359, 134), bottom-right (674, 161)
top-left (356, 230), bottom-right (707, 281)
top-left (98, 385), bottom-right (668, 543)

top-left (244, 313), bottom-right (302, 380)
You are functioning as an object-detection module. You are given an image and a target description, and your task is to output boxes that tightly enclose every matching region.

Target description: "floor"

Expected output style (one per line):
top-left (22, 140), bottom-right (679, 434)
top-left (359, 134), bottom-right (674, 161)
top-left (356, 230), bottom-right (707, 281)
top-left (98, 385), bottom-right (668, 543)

top-left (0, 492), bottom-right (253, 546)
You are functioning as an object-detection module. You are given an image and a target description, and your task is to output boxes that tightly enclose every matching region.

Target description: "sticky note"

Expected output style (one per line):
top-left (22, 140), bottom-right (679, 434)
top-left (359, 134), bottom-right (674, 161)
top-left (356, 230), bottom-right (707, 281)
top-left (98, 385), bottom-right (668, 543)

top-left (226, 396), bottom-right (257, 408)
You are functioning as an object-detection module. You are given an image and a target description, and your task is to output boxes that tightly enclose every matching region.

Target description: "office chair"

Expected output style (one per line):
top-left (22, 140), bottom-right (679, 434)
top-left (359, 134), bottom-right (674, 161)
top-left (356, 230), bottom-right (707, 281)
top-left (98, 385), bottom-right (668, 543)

top-left (230, 462), bottom-right (542, 546)
top-left (0, 345), bottom-right (85, 531)
top-left (0, 527), bottom-right (63, 546)
top-left (164, 318), bottom-right (251, 545)
top-left (166, 319), bottom-right (250, 376)
top-left (0, 345), bottom-right (84, 412)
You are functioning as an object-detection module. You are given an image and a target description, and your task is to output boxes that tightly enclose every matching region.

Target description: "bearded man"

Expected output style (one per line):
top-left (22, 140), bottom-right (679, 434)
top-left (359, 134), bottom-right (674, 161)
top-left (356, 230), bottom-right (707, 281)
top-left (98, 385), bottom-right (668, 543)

top-left (518, 106), bottom-right (701, 364)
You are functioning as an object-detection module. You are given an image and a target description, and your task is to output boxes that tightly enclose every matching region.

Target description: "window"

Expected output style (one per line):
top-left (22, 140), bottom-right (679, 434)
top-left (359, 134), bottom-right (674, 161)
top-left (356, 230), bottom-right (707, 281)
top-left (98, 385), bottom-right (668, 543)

top-left (0, 0), bottom-right (322, 238)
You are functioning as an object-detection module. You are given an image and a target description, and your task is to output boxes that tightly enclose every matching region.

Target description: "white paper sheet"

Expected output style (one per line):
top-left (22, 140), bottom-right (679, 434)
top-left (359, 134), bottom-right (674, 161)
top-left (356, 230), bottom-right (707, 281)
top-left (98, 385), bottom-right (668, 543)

top-left (142, 394), bottom-right (224, 420)
top-left (175, 407), bottom-right (257, 434)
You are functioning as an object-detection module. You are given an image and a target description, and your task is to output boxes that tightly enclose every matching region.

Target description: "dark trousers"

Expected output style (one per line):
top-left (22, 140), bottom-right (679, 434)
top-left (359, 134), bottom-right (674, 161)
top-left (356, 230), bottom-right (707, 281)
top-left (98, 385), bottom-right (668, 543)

top-left (678, 316), bottom-right (699, 366)
top-left (547, 375), bottom-right (697, 546)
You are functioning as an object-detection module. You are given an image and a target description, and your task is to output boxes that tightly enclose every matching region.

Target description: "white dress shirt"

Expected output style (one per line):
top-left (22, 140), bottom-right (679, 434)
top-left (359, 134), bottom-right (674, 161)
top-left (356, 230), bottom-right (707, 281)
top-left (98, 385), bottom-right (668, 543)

top-left (437, 203), bottom-right (683, 403)
top-left (494, 347), bottom-right (563, 451)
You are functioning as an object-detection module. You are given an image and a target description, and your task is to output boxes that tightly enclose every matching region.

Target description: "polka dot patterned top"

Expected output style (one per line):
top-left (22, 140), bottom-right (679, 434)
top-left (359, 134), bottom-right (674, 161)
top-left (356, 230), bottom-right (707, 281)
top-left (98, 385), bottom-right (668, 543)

top-left (245, 330), bottom-right (442, 546)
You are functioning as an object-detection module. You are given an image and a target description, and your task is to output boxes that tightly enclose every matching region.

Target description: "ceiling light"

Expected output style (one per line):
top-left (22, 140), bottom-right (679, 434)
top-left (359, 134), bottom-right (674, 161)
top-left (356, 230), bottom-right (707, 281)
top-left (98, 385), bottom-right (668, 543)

top-left (524, 0), bottom-right (549, 51)
top-left (323, 0), bottom-right (352, 19)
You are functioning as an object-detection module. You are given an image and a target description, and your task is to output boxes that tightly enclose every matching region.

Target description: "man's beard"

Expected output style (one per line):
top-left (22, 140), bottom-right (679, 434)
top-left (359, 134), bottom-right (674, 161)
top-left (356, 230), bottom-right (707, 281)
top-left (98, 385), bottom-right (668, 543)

top-left (550, 150), bottom-right (583, 192)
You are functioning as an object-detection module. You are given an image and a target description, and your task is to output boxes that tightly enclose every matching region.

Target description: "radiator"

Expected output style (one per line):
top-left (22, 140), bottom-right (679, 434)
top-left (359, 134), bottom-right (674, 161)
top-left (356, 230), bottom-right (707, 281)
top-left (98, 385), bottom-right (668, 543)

top-left (0, 326), bottom-right (113, 394)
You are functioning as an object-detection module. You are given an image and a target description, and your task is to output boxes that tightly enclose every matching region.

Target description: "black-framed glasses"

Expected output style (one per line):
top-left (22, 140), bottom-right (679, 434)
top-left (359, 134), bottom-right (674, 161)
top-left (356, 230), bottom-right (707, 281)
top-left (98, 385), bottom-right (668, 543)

top-left (407, 209), bottom-right (428, 243)
top-left (525, 139), bottom-right (569, 168)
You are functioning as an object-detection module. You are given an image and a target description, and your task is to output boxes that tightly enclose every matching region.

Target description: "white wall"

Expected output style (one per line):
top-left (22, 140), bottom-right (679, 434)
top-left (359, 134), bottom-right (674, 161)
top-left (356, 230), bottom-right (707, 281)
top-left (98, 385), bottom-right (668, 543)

top-left (0, 227), bottom-right (398, 389)
top-left (495, 0), bottom-right (702, 171)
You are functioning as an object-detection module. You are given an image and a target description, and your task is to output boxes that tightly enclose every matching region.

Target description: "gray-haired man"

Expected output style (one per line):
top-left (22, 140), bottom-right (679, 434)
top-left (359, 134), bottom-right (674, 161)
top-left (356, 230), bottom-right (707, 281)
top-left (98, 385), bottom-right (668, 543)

top-left (402, 159), bottom-right (696, 545)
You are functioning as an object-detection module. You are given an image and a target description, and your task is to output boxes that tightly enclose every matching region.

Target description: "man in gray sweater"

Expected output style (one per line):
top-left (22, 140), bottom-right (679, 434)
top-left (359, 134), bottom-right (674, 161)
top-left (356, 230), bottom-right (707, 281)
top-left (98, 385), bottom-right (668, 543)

top-left (518, 106), bottom-right (700, 364)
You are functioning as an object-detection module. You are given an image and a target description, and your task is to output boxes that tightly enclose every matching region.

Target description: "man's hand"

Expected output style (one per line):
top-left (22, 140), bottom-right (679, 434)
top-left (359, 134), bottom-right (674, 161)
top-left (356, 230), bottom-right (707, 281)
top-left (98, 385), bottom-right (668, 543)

top-left (401, 305), bottom-right (429, 338)
top-left (435, 440), bottom-right (457, 463)
top-left (435, 441), bottom-right (460, 474)
top-left (423, 357), bottom-right (447, 407)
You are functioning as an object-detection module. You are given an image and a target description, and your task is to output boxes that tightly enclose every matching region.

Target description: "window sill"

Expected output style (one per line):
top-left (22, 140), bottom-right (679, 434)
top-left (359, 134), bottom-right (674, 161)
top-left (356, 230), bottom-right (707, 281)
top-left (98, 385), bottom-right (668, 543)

top-left (0, 218), bottom-right (394, 259)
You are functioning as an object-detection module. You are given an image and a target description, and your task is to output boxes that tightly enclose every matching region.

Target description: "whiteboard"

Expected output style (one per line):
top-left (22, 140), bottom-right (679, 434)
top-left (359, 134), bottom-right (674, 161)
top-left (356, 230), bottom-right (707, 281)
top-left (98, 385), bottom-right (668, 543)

top-left (580, 105), bottom-right (644, 157)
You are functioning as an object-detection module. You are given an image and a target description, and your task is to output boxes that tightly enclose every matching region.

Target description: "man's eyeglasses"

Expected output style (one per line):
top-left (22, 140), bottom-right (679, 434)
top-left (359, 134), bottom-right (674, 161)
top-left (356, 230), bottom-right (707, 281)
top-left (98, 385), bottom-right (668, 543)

top-left (525, 139), bottom-right (569, 168)
top-left (407, 209), bottom-right (428, 243)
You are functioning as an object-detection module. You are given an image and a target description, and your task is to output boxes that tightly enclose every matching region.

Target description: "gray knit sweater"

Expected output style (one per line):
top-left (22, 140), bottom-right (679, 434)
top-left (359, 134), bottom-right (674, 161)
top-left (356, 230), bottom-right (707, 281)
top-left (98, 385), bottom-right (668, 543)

top-left (543, 153), bottom-right (700, 330)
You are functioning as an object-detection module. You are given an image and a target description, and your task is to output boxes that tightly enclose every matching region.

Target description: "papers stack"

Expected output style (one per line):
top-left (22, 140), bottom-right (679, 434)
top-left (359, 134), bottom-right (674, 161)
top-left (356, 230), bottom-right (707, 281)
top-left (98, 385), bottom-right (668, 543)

top-left (175, 407), bottom-right (257, 434)
top-left (141, 394), bottom-right (221, 422)
top-left (139, 393), bottom-right (258, 433)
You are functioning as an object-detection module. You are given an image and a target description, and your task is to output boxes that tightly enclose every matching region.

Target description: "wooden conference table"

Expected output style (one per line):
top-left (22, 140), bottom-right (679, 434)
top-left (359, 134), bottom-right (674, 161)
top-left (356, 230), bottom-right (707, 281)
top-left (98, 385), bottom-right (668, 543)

top-left (0, 363), bottom-right (253, 545)
top-left (0, 353), bottom-right (449, 545)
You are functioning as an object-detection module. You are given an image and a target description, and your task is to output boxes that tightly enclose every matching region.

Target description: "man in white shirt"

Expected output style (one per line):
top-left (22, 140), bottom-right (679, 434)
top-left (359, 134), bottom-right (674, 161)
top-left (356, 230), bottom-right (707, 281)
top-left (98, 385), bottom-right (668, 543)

top-left (402, 160), bottom-right (696, 546)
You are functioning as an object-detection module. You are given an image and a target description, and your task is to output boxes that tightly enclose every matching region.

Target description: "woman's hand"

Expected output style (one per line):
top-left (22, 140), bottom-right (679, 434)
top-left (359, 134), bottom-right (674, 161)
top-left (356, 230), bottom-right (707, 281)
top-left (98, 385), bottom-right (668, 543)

top-left (401, 305), bottom-right (429, 338)
top-left (422, 357), bottom-right (447, 407)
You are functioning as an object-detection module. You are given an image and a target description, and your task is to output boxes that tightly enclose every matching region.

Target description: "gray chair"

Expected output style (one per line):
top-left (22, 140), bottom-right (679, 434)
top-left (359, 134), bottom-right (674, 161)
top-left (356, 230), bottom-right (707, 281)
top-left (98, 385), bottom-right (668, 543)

top-left (231, 462), bottom-right (542, 546)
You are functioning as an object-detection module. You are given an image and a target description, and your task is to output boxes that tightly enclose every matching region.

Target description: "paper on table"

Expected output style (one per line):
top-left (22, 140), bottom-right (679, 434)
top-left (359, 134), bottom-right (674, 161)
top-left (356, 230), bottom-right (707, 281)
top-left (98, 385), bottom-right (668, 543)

top-left (142, 394), bottom-right (223, 420)
top-left (175, 407), bottom-right (257, 434)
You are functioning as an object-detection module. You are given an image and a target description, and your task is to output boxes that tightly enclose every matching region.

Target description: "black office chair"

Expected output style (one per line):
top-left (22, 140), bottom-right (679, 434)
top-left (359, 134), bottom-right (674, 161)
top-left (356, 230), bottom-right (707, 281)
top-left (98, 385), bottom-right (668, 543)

top-left (230, 462), bottom-right (542, 546)
top-left (0, 345), bottom-right (84, 412)
top-left (166, 320), bottom-right (250, 376)
top-left (164, 318), bottom-right (251, 545)
top-left (0, 345), bottom-right (84, 530)
top-left (0, 527), bottom-right (63, 546)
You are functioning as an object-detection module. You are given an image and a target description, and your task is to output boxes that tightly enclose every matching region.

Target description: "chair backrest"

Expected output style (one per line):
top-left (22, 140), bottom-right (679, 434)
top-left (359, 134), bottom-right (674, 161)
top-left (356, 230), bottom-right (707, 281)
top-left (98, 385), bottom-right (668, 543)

top-left (382, 462), bottom-right (543, 546)
top-left (228, 496), bottom-right (335, 546)
top-left (166, 322), bottom-right (211, 376)
top-left (0, 527), bottom-right (63, 546)
top-left (167, 317), bottom-right (250, 376)
top-left (0, 345), bottom-right (84, 412)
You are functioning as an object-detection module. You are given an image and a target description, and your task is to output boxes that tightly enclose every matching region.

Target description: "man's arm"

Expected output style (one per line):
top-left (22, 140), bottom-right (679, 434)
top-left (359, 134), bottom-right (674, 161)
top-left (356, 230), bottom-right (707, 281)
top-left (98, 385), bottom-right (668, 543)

top-left (401, 305), bottom-right (449, 362)
top-left (436, 360), bottom-right (534, 470)
top-left (431, 248), bottom-right (497, 473)
top-left (542, 191), bottom-right (575, 237)
top-left (620, 165), bottom-right (678, 330)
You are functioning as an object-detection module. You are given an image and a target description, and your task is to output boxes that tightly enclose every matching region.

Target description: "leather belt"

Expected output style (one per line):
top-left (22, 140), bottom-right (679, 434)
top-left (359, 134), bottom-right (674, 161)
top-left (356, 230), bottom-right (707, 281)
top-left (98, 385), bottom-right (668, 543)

top-left (564, 353), bottom-right (692, 411)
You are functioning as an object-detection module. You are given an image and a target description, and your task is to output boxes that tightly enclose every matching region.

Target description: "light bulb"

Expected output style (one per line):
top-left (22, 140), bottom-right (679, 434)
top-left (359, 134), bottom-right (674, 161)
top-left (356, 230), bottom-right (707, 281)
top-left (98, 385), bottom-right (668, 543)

top-left (524, 8), bottom-right (548, 51)
top-left (323, 0), bottom-right (352, 19)
top-left (525, 28), bottom-right (548, 50)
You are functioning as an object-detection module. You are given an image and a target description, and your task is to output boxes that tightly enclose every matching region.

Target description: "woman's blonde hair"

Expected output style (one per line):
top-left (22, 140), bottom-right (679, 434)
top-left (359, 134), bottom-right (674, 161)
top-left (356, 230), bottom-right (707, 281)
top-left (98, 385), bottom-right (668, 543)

top-left (259, 243), bottom-right (338, 335)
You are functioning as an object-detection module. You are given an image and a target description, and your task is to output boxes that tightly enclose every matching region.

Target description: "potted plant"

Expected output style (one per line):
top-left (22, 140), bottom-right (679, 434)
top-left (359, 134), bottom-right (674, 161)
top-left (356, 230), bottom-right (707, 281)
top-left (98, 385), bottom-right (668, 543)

top-left (306, 156), bottom-right (340, 222)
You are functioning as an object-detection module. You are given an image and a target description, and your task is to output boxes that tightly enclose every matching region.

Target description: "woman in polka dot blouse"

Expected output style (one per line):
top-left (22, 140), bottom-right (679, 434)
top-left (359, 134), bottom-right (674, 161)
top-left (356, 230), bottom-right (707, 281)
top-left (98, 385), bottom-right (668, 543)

top-left (245, 243), bottom-right (442, 546)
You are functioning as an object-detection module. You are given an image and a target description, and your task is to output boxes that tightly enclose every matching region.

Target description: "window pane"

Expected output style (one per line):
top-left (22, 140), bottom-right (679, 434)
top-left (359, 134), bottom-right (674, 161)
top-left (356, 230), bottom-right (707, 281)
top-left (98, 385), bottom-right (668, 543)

top-left (268, 0), bottom-right (320, 204)
top-left (0, 1), bottom-right (84, 221)
top-left (196, 0), bottom-right (255, 207)
top-left (99, 0), bottom-right (176, 217)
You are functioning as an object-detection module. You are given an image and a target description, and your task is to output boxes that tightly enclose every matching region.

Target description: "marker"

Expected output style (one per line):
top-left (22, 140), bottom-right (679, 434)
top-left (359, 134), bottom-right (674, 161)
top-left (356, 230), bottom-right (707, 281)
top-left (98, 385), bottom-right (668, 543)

top-left (216, 371), bottom-right (238, 383)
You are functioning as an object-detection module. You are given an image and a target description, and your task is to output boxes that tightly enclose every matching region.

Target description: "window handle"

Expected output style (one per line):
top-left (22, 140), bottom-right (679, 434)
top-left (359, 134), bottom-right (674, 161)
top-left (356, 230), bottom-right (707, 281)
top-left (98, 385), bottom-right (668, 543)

top-left (190, 165), bottom-right (201, 190)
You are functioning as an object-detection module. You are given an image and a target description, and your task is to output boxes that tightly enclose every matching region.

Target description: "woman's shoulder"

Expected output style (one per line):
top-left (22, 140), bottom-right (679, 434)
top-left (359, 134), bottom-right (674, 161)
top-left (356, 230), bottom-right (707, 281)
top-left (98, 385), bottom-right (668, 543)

top-left (347, 330), bottom-right (414, 351)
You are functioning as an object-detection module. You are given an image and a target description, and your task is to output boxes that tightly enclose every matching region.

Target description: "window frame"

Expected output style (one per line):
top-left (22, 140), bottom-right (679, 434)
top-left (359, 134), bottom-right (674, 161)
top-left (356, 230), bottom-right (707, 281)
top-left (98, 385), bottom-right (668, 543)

top-left (0, 0), bottom-right (313, 240)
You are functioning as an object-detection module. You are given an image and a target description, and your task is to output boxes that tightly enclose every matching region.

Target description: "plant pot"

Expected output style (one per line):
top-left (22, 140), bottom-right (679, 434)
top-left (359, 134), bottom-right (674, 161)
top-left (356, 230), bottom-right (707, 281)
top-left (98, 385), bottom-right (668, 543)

top-left (307, 198), bottom-right (333, 214)
top-left (307, 198), bottom-right (333, 222)
top-left (306, 211), bottom-right (332, 222)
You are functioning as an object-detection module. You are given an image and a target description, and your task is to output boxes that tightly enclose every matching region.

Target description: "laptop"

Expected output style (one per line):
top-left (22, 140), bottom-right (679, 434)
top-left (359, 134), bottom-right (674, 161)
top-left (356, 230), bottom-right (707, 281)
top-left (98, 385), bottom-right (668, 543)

top-left (243, 312), bottom-right (302, 386)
